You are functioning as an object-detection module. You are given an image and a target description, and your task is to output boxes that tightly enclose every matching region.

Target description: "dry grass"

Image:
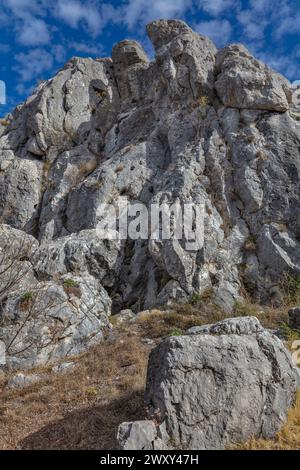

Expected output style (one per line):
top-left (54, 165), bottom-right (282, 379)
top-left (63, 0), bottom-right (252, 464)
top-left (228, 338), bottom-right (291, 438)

top-left (231, 391), bottom-right (300, 450)
top-left (136, 303), bottom-right (236, 339)
top-left (0, 299), bottom-right (298, 450)
top-left (0, 325), bottom-right (149, 450)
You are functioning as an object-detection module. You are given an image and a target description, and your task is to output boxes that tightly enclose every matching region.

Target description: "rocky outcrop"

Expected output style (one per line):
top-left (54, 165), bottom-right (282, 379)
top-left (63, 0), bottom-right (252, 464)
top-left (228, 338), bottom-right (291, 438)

top-left (215, 44), bottom-right (292, 111)
top-left (118, 317), bottom-right (298, 450)
top-left (0, 19), bottom-right (300, 368)
top-left (0, 224), bottom-right (111, 370)
top-left (117, 421), bottom-right (169, 450)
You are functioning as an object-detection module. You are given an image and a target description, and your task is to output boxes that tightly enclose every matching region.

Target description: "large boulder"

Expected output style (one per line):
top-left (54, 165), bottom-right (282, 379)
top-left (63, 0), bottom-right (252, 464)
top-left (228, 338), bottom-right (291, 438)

top-left (215, 44), bottom-right (292, 111)
top-left (0, 225), bottom-right (111, 370)
top-left (142, 317), bottom-right (298, 450)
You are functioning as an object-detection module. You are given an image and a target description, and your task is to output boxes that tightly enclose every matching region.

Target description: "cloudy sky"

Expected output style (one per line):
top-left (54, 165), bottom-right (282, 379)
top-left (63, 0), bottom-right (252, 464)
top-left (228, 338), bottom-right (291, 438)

top-left (0, 0), bottom-right (299, 116)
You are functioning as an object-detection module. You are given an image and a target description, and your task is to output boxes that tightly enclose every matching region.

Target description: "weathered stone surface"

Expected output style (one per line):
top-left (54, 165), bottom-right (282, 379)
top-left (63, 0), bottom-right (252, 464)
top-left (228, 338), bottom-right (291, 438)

top-left (113, 309), bottom-right (135, 324)
top-left (0, 340), bottom-right (6, 367)
top-left (144, 317), bottom-right (298, 450)
top-left (215, 44), bottom-right (291, 111)
top-left (0, 226), bottom-right (111, 370)
top-left (117, 420), bottom-right (170, 450)
top-left (0, 273), bottom-right (111, 370)
top-left (52, 361), bottom-right (75, 374)
top-left (0, 19), bottom-right (299, 368)
top-left (6, 372), bottom-right (42, 389)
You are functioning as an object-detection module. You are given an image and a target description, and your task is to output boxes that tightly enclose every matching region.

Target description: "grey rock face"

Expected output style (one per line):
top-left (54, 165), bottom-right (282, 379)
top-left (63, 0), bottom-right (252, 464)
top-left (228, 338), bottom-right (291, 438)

top-left (6, 372), bottom-right (42, 389)
top-left (0, 19), bottom-right (299, 367)
top-left (117, 421), bottom-right (166, 450)
top-left (0, 340), bottom-right (5, 366)
top-left (0, 225), bottom-right (111, 370)
top-left (117, 421), bottom-right (171, 450)
top-left (144, 317), bottom-right (298, 450)
top-left (52, 361), bottom-right (75, 374)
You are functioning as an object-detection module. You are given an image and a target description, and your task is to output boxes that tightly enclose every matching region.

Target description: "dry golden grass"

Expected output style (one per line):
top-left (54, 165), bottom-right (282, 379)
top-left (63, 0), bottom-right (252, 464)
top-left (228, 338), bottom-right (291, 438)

top-left (231, 391), bottom-right (300, 450)
top-left (0, 325), bottom-right (149, 450)
top-left (136, 303), bottom-right (241, 339)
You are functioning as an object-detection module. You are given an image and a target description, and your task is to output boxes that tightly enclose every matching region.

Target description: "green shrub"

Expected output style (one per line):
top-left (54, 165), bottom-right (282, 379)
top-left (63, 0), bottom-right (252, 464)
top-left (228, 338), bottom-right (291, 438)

top-left (63, 279), bottom-right (78, 288)
top-left (169, 328), bottom-right (183, 337)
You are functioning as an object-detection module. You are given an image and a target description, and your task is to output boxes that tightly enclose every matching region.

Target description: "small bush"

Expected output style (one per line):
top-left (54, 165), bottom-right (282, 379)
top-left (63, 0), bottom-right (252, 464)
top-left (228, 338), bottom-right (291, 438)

top-left (85, 387), bottom-right (98, 397)
top-left (63, 279), bottom-right (78, 289)
top-left (63, 279), bottom-right (82, 298)
top-left (169, 329), bottom-right (183, 337)
top-left (137, 309), bottom-right (205, 339)
top-left (19, 291), bottom-right (35, 311)
top-left (190, 288), bottom-right (213, 306)
top-left (279, 322), bottom-right (300, 344)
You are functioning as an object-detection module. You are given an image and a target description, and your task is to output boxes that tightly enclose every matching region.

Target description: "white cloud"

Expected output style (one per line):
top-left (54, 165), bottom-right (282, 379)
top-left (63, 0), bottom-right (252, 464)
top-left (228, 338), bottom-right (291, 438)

top-left (249, 0), bottom-right (272, 13)
top-left (17, 17), bottom-right (50, 46)
top-left (52, 44), bottom-right (67, 62)
top-left (15, 82), bottom-right (34, 96)
top-left (3, 0), bottom-right (46, 17)
top-left (55, 0), bottom-right (103, 36)
top-left (275, 13), bottom-right (300, 38)
top-left (237, 9), bottom-right (268, 40)
top-left (195, 19), bottom-right (232, 45)
top-left (69, 41), bottom-right (101, 56)
top-left (0, 11), bottom-right (9, 26)
top-left (14, 48), bottom-right (53, 82)
top-left (238, 0), bottom-right (297, 41)
top-left (122, 0), bottom-right (191, 30)
top-left (251, 48), bottom-right (299, 81)
top-left (198, 0), bottom-right (237, 16)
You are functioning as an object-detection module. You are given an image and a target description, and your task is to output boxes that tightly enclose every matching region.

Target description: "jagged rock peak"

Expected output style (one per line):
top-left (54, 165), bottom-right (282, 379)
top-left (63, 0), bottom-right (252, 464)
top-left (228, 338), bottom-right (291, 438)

top-left (112, 40), bottom-right (149, 67)
top-left (0, 19), bottom-right (299, 370)
top-left (146, 18), bottom-right (194, 50)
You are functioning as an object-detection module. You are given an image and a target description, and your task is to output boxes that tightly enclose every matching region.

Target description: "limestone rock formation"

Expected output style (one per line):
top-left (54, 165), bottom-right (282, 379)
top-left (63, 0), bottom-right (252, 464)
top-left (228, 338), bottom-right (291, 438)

top-left (117, 421), bottom-right (169, 450)
top-left (0, 19), bottom-right (300, 368)
top-left (0, 224), bottom-right (111, 370)
top-left (118, 317), bottom-right (298, 450)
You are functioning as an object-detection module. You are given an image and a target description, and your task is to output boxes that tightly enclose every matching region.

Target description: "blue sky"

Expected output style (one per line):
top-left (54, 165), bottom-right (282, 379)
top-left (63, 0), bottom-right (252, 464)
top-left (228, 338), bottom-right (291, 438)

top-left (0, 0), bottom-right (300, 117)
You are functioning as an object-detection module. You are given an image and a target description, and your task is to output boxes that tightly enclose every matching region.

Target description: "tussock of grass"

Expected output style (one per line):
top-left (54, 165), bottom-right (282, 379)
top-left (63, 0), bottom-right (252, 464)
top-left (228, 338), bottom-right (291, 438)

top-left (233, 301), bottom-right (288, 329)
top-left (0, 325), bottom-right (148, 449)
top-left (136, 307), bottom-right (218, 339)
